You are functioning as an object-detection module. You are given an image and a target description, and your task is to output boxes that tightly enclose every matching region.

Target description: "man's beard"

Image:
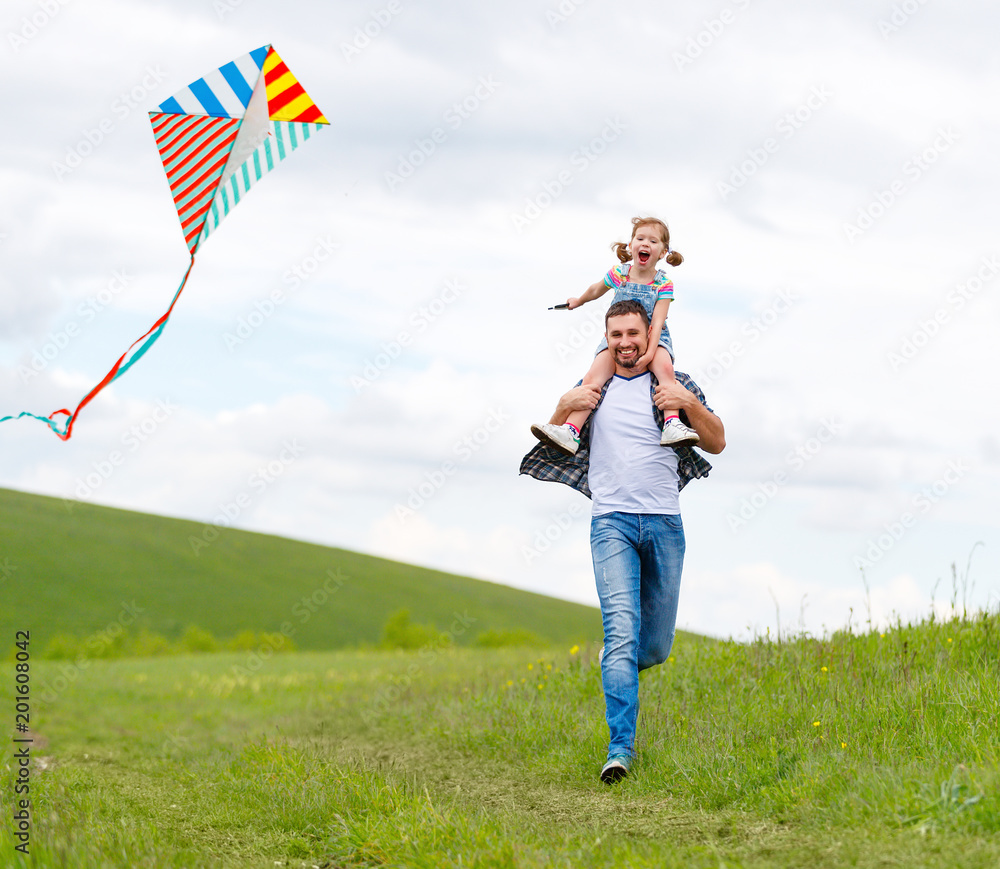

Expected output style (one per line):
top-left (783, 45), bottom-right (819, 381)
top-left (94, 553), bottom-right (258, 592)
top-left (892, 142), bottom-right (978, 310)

top-left (615, 346), bottom-right (641, 369)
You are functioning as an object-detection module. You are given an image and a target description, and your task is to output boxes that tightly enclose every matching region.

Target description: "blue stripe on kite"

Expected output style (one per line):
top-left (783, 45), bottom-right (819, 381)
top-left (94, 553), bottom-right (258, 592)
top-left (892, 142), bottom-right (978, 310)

top-left (241, 161), bottom-right (251, 188)
top-left (249, 45), bottom-right (270, 68)
top-left (229, 175), bottom-right (240, 206)
top-left (115, 323), bottom-right (166, 380)
top-left (253, 149), bottom-right (263, 179)
top-left (174, 165), bottom-right (225, 209)
top-left (219, 62), bottom-right (254, 108)
top-left (288, 124), bottom-right (299, 149)
top-left (274, 125), bottom-right (287, 161)
top-left (161, 123), bottom-right (230, 171)
top-left (175, 179), bottom-right (216, 213)
top-left (158, 96), bottom-right (185, 115)
top-left (264, 139), bottom-right (274, 172)
top-left (0, 410), bottom-right (63, 434)
top-left (177, 183), bottom-right (220, 223)
top-left (188, 78), bottom-right (230, 117)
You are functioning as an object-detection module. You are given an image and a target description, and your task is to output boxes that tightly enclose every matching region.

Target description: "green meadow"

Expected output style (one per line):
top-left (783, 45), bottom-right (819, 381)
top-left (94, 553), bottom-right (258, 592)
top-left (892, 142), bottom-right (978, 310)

top-left (1, 611), bottom-right (998, 867)
top-left (1, 487), bottom-right (998, 866)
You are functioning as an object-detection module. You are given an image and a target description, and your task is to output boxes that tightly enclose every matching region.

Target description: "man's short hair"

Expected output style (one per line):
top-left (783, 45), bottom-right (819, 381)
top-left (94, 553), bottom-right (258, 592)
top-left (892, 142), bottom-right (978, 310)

top-left (605, 299), bottom-right (649, 328)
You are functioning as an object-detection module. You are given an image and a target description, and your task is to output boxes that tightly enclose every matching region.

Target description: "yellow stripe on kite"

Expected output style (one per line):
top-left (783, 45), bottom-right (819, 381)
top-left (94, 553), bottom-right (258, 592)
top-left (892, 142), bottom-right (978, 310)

top-left (266, 71), bottom-right (297, 100)
top-left (262, 49), bottom-right (283, 74)
top-left (271, 94), bottom-right (317, 122)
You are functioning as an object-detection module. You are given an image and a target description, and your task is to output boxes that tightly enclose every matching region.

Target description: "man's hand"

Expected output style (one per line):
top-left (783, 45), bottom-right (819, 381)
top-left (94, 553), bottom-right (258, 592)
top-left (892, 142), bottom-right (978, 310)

top-left (551, 384), bottom-right (602, 424)
top-left (653, 381), bottom-right (696, 412)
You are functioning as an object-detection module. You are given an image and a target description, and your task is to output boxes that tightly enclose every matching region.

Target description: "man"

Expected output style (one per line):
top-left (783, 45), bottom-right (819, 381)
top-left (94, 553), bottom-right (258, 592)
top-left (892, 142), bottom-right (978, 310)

top-left (520, 299), bottom-right (725, 783)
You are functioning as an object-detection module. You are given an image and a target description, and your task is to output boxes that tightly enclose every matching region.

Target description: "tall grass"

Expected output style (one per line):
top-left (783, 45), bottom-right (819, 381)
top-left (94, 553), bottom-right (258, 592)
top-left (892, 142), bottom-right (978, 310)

top-left (1, 610), bottom-right (997, 867)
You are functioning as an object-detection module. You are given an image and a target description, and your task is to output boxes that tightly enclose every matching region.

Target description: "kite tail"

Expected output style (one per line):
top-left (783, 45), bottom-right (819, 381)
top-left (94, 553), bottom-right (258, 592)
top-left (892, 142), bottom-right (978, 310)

top-left (0, 255), bottom-right (196, 441)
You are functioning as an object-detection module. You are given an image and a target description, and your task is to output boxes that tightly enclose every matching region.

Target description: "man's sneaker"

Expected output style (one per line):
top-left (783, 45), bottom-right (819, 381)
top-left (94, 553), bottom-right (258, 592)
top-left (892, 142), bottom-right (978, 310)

top-left (660, 417), bottom-right (700, 448)
top-left (530, 422), bottom-right (580, 457)
top-left (600, 756), bottom-right (630, 784)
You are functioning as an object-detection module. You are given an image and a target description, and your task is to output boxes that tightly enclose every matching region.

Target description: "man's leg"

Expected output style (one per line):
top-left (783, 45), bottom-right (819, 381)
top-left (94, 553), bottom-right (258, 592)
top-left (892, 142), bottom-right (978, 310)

top-left (637, 513), bottom-right (685, 671)
top-left (591, 512), bottom-right (642, 761)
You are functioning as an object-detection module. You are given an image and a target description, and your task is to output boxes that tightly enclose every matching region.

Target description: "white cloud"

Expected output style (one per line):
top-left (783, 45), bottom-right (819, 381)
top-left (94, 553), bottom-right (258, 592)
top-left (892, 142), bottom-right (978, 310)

top-left (3, 0), bottom-right (999, 638)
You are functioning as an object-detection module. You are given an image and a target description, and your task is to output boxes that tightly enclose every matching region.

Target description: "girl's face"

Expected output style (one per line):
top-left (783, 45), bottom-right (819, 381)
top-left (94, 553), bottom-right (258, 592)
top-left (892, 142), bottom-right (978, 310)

top-left (628, 224), bottom-right (668, 268)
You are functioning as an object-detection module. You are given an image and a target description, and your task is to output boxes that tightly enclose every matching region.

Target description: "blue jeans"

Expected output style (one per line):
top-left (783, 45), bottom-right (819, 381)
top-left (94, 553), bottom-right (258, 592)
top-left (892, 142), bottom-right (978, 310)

top-left (591, 511), bottom-right (685, 761)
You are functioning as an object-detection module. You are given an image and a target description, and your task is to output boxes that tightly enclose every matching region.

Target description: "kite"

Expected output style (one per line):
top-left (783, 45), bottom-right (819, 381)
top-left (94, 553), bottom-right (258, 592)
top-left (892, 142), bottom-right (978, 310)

top-left (2, 45), bottom-right (328, 440)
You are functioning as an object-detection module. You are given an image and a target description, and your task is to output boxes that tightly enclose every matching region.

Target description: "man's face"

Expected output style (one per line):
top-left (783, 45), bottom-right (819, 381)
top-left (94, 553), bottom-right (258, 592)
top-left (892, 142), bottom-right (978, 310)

top-left (606, 312), bottom-right (649, 371)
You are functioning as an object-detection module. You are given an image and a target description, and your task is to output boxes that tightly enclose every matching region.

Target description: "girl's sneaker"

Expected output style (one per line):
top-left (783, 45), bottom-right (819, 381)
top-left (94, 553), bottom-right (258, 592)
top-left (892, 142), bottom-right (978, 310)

top-left (660, 417), bottom-right (700, 448)
top-left (530, 422), bottom-right (580, 456)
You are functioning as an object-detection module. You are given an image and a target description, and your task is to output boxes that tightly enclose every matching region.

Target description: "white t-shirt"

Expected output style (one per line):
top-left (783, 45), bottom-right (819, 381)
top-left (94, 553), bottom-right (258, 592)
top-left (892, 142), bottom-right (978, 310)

top-left (588, 372), bottom-right (680, 516)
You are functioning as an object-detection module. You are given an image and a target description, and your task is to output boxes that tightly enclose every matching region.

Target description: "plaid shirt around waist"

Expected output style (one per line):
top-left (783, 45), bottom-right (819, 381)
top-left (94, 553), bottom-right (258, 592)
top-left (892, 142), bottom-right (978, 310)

top-left (518, 371), bottom-right (714, 498)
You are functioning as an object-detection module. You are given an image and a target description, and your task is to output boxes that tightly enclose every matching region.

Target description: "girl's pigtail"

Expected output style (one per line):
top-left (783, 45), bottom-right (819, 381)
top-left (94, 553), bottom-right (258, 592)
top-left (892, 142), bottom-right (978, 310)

top-left (665, 250), bottom-right (684, 267)
top-left (611, 241), bottom-right (632, 263)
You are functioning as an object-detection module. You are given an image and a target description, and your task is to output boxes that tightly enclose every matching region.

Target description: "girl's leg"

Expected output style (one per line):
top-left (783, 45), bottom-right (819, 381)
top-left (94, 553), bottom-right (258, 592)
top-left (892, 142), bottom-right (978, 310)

top-left (650, 347), bottom-right (700, 446)
top-left (565, 350), bottom-right (616, 432)
top-left (648, 347), bottom-right (680, 419)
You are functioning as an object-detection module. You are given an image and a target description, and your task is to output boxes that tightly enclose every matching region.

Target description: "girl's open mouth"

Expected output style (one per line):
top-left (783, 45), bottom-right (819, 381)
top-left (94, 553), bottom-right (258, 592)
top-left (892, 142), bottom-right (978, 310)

top-left (636, 251), bottom-right (650, 264)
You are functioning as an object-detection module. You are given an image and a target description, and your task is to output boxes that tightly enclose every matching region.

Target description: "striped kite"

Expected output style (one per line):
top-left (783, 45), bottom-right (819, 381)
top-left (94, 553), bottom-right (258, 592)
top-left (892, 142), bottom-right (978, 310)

top-left (3, 45), bottom-right (327, 440)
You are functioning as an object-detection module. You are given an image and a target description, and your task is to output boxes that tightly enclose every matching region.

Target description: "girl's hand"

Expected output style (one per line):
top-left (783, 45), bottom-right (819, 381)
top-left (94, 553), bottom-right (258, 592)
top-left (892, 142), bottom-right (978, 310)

top-left (636, 350), bottom-right (656, 369)
top-left (566, 297), bottom-right (582, 310)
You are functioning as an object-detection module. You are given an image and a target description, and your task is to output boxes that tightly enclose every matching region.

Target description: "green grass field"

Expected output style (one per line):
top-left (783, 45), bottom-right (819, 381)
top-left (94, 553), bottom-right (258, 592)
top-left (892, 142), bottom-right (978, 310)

top-left (0, 487), bottom-right (602, 651)
top-left (1, 609), bottom-right (997, 867)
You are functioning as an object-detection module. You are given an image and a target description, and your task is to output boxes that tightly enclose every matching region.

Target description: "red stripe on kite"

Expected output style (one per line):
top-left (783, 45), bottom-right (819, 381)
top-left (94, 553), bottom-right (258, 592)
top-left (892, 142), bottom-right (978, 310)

top-left (157, 115), bottom-right (213, 155)
top-left (293, 105), bottom-right (323, 124)
top-left (51, 256), bottom-right (197, 441)
top-left (152, 112), bottom-right (197, 140)
top-left (174, 154), bottom-right (232, 216)
top-left (167, 131), bottom-right (238, 193)
top-left (161, 122), bottom-right (238, 181)
top-left (180, 196), bottom-right (216, 236)
top-left (264, 60), bottom-right (289, 84)
top-left (266, 82), bottom-right (304, 114)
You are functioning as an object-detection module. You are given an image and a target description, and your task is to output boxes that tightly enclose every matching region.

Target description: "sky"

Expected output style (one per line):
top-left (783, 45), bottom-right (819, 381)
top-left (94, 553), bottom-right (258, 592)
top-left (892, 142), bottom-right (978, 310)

top-left (2, 0), bottom-right (999, 640)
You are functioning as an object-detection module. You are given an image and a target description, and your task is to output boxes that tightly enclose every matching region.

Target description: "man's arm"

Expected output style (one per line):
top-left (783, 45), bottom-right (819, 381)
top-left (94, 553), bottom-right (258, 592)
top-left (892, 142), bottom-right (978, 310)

top-left (653, 381), bottom-right (726, 454)
top-left (550, 384), bottom-right (602, 424)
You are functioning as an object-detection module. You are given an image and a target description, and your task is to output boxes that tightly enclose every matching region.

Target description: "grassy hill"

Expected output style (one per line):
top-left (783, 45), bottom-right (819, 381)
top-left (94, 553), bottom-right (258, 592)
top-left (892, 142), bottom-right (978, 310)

top-left (0, 486), bottom-right (603, 651)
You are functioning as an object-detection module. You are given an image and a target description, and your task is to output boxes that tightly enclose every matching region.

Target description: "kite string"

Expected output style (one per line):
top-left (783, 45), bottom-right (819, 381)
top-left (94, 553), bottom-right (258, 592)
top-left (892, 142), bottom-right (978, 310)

top-left (0, 255), bottom-right (196, 440)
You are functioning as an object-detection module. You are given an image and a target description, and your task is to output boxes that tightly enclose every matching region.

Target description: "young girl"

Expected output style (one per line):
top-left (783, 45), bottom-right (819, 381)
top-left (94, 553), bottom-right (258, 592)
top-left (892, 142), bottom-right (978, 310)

top-left (530, 216), bottom-right (699, 456)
